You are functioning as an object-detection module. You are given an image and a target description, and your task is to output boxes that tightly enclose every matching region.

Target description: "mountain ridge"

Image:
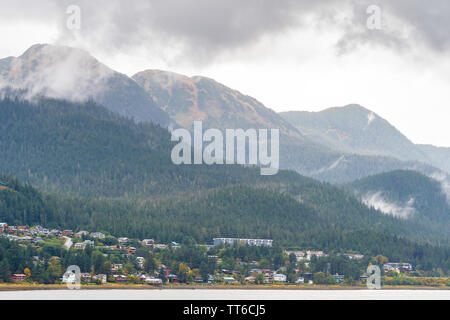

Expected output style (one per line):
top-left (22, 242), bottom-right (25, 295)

top-left (0, 43), bottom-right (173, 127)
top-left (279, 106), bottom-right (447, 174)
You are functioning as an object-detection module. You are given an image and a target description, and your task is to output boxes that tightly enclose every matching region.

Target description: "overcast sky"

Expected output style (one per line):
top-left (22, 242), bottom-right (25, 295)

top-left (0, 0), bottom-right (449, 147)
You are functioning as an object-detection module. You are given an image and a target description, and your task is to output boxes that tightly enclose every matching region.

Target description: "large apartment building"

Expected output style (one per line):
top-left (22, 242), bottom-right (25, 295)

top-left (213, 238), bottom-right (273, 247)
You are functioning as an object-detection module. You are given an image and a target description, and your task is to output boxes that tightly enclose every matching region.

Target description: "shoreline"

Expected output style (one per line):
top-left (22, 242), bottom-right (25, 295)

top-left (1, 283), bottom-right (449, 291)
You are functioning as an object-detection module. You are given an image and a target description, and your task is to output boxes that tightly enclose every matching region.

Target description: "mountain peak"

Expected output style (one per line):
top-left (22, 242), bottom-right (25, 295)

top-left (20, 43), bottom-right (95, 63)
top-left (132, 69), bottom-right (302, 137)
top-left (0, 44), bottom-right (173, 126)
top-left (280, 105), bottom-right (433, 164)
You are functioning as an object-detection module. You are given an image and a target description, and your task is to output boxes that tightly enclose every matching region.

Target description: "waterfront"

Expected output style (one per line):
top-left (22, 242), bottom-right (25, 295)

top-left (0, 289), bottom-right (448, 300)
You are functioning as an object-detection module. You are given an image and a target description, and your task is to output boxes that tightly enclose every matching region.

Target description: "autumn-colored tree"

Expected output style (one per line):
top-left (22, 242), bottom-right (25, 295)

top-left (24, 268), bottom-right (31, 279)
top-left (46, 257), bottom-right (63, 281)
top-left (374, 255), bottom-right (389, 265)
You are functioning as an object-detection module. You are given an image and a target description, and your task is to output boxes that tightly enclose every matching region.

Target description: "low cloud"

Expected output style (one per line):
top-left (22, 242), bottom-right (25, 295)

top-left (430, 171), bottom-right (450, 205)
top-left (0, 44), bottom-right (115, 102)
top-left (362, 191), bottom-right (415, 219)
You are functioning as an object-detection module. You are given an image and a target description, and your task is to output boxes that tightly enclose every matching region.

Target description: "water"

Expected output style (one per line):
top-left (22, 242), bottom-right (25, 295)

top-left (0, 289), bottom-right (449, 300)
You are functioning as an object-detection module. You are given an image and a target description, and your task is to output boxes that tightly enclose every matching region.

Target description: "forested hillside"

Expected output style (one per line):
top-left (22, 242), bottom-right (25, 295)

top-left (0, 97), bottom-right (291, 197)
top-left (1, 98), bottom-right (449, 244)
top-left (348, 170), bottom-right (449, 231)
top-left (1, 176), bottom-right (449, 272)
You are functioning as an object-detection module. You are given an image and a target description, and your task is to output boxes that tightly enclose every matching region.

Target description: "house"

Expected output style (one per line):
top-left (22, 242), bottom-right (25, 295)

top-left (75, 231), bottom-right (89, 238)
top-left (118, 237), bottom-right (128, 244)
top-left (111, 264), bottom-right (123, 272)
top-left (332, 274), bottom-right (345, 284)
top-left (0, 223), bottom-right (8, 232)
top-left (49, 229), bottom-right (62, 237)
top-left (154, 244), bottom-right (168, 249)
top-left (80, 273), bottom-right (92, 282)
top-left (343, 253), bottom-right (364, 260)
top-left (93, 274), bottom-right (107, 284)
top-left (145, 277), bottom-right (163, 286)
top-left (262, 269), bottom-right (274, 276)
top-left (106, 244), bottom-right (121, 250)
top-left (126, 247), bottom-right (136, 255)
top-left (90, 232), bottom-right (105, 239)
top-left (295, 277), bottom-right (304, 284)
top-left (74, 242), bottom-right (86, 250)
top-left (113, 275), bottom-right (128, 282)
top-left (83, 240), bottom-right (95, 246)
top-left (222, 276), bottom-right (238, 284)
top-left (61, 272), bottom-right (77, 284)
top-left (62, 230), bottom-right (73, 236)
top-left (285, 250), bottom-right (306, 261)
top-left (139, 274), bottom-right (148, 281)
top-left (17, 226), bottom-right (28, 232)
top-left (167, 274), bottom-right (179, 283)
top-left (142, 239), bottom-right (155, 247)
top-left (11, 274), bottom-right (27, 281)
top-left (136, 257), bottom-right (145, 268)
top-left (306, 250), bottom-right (326, 260)
top-left (383, 263), bottom-right (413, 273)
top-left (273, 274), bottom-right (287, 283)
top-left (33, 226), bottom-right (49, 236)
top-left (245, 276), bottom-right (256, 283)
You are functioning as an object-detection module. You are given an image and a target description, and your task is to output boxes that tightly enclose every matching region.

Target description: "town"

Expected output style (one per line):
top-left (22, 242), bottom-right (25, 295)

top-left (1, 222), bottom-right (447, 288)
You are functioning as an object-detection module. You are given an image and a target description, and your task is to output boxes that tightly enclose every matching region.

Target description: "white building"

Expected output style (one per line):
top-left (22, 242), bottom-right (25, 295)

top-left (136, 256), bottom-right (145, 268)
top-left (213, 238), bottom-right (273, 247)
top-left (285, 251), bottom-right (306, 261)
top-left (90, 232), bottom-right (105, 239)
top-left (343, 253), bottom-right (364, 260)
top-left (295, 277), bottom-right (304, 284)
top-left (74, 242), bottom-right (86, 250)
top-left (93, 274), bottom-right (107, 284)
top-left (142, 239), bottom-right (155, 247)
top-left (75, 230), bottom-right (89, 238)
top-left (118, 237), bottom-right (128, 244)
top-left (273, 274), bottom-right (287, 282)
top-left (306, 250), bottom-right (327, 260)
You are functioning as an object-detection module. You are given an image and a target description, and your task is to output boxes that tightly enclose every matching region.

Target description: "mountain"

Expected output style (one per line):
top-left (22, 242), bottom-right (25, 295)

top-left (417, 144), bottom-right (450, 173)
top-left (2, 97), bottom-right (449, 243)
top-left (1, 96), bottom-right (450, 273)
top-left (132, 70), bottom-right (301, 138)
top-left (347, 170), bottom-right (449, 235)
top-left (133, 70), bottom-right (442, 183)
top-left (0, 97), bottom-right (283, 198)
top-left (0, 45), bottom-right (441, 184)
top-left (279, 105), bottom-right (448, 174)
top-left (0, 44), bottom-right (173, 126)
